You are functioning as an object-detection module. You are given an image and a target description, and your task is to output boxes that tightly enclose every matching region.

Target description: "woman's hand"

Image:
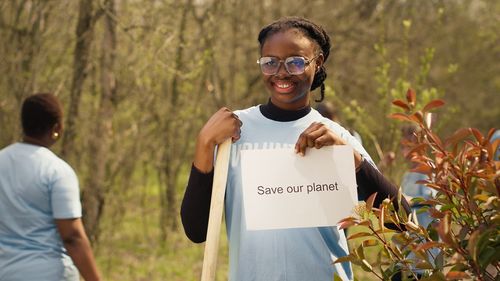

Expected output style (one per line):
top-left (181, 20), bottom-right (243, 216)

top-left (194, 107), bottom-right (242, 172)
top-left (295, 122), bottom-right (362, 169)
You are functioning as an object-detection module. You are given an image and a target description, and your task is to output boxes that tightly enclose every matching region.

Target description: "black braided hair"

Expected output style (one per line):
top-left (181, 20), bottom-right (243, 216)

top-left (258, 17), bottom-right (331, 102)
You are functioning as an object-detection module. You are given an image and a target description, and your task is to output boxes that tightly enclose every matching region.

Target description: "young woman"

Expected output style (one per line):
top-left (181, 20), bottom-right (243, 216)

top-left (181, 17), bottom-right (409, 281)
top-left (0, 93), bottom-right (101, 281)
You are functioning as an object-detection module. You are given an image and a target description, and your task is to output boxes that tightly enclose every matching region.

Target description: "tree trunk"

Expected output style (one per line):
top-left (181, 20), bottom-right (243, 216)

top-left (82, 0), bottom-right (117, 243)
top-left (61, 0), bottom-right (96, 158)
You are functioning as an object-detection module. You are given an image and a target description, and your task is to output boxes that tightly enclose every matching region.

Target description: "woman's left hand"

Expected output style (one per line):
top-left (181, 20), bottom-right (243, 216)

top-left (295, 122), bottom-right (346, 156)
top-left (295, 122), bottom-right (363, 169)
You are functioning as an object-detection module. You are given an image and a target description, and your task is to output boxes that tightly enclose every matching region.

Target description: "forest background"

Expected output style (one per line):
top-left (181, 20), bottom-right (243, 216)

top-left (0, 0), bottom-right (498, 280)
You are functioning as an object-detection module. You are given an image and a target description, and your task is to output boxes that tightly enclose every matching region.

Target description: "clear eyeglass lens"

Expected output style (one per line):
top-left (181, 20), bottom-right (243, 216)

top-left (258, 56), bottom-right (307, 75)
top-left (259, 57), bottom-right (279, 74)
top-left (285, 57), bottom-right (306, 74)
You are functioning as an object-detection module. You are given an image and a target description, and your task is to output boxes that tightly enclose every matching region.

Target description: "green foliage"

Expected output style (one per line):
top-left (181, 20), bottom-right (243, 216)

top-left (336, 89), bottom-right (500, 280)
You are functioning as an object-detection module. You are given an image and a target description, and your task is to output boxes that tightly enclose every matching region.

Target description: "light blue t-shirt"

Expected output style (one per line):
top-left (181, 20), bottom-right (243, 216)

top-left (0, 143), bottom-right (81, 281)
top-left (226, 106), bottom-right (373, 281)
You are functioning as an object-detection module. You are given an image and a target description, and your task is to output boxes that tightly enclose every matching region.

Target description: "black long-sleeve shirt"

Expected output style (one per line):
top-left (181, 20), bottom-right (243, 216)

top-left (181, 101), bottom-right (410, 243)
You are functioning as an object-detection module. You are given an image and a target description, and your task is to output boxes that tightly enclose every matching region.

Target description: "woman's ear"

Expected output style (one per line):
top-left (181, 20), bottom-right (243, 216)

top-left (315, 53), bottom-right (325, 72)
top-left (51, 123), bottom-right (63, 140)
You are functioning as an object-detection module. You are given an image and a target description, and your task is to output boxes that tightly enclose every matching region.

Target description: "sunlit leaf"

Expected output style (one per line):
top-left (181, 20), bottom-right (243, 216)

top-left (404, 143), bottom-right (428, 158)
top-left (470, 127), bottom-right (484, 144)
top-left (379, 205), bottom-right (385, 231)
top-left (406, 88), bottom-right (416, 106)
top-left (356, 244), bottom-right (366, 260)
top-left (333, 255), bottom-right (355, 264)
top-left (366, 192), bottom-right (377, 213)
top-left (437, 212), bottom-right (453, 244)
top-left (337, 220), bottom-right (356, 230)
top-left (362, 239), bottom-right (378, 247)
top-left (333, 273), bottom-right (343, 281)
top-left (389, 113), bottom-right (414, 122)
top-left (422, 99), bottom-right (445, 113)
top-left (360, 259), bottom-right (373, 272)
top-left (415, 260), bottom-right (434, 269)
top-left (445, 128), bottom-right (471, 147)
top-left (347, 232), bottom-right (373, 240)
top-left (445, 271), bottom-right (470, 280)
top-left (392, 99), bottom-right (410, 111)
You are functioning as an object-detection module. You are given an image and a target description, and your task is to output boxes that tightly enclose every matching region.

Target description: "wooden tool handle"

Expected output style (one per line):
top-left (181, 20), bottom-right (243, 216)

top-left (201, 138), bottom-right (232, 281)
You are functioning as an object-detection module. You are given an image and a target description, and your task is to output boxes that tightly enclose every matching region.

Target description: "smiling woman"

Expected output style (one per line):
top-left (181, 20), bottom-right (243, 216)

top-left (181, 17), bottom-right (410, 281)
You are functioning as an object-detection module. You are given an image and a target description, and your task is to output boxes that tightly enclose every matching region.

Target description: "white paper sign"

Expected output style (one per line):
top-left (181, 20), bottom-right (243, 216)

top-left (241, 146), bottom-right (358, 230)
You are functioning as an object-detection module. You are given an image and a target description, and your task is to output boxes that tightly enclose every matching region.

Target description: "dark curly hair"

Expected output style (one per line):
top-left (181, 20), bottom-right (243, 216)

top-left (21, 93), bottom-right (63, 138)
top-left (258, 17), bottom-right (331, 102)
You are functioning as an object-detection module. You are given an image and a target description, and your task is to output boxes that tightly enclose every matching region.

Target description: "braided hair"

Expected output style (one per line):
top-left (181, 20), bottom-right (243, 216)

top-left (258, 17), bottom-right (331, 102)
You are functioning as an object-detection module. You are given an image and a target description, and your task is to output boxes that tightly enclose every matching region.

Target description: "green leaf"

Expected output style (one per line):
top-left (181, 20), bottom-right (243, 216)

top-left (347, 232), bottom-right (373, 240)
top-left (415, 260), bottom-right (434, 269)
top-left (360, 259), bottom-right (373, 272)
top-left (333, 255), bottom-right (354, 264)
top-left (356, 244), bottom-right (366, 260)
top-left (333, 273), bottom-right (343, 281)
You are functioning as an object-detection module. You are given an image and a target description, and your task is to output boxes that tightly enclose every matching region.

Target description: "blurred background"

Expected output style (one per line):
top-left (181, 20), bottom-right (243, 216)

top-left (0, 0), bottom-right (498, 280)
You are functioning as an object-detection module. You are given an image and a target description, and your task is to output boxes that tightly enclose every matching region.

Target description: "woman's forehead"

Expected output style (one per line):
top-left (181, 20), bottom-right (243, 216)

top-left (261, 29), bottom-right (318, 55)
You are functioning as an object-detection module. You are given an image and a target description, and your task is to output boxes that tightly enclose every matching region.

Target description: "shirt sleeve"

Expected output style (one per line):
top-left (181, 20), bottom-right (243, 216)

top-left (356, 159), bottom-right (411, 214)
top-left (180, 164), bottom-right (214, 243)
top-left (50, 162), bottom-right (82, 219)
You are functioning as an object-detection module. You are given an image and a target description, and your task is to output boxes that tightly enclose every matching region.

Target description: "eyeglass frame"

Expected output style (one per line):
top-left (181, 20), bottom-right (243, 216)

top-left (256, 54), bottom-right (322, 75)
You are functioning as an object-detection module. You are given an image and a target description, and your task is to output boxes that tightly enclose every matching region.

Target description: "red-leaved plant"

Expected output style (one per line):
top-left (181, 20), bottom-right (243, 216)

top-left (335, 89), bottom-right (499, 280)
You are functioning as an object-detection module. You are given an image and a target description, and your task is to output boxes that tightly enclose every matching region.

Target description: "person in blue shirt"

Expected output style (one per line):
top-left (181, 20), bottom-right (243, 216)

top-left (0, 93), bottom-right (101, 281)
top-left (181, 17), bottom-right (409, 281)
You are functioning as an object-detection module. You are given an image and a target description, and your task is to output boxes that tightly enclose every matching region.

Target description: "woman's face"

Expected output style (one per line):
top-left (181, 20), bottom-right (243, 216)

top-left (260, 29), bottom-right (323, 110)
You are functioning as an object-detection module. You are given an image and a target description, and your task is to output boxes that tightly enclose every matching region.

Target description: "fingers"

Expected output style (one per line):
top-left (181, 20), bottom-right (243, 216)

top-left (199, 107), bottom-right (243, 146)
top-left (295, 122), bottom-right (344, 156)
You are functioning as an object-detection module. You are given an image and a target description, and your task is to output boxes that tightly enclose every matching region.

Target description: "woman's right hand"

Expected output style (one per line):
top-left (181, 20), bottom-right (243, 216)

top-left (194, 107), bottom-right (242, 172)
top-left (199, 107), bottom-right (242, 147)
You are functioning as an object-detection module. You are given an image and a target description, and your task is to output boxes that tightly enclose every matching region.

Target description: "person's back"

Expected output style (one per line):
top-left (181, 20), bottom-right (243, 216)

top-left (0, 93), bottom-right (100, 281)
top-left (0, 143), bottom-right (80, 280)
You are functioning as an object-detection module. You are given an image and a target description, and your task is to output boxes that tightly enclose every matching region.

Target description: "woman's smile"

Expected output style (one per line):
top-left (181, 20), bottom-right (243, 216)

top-left (272, 79), bottom-right (296, 93)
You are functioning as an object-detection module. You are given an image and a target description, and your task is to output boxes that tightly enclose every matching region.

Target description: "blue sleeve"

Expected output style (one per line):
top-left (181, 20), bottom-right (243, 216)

top-left (50, 163), bottom-right (82, 219)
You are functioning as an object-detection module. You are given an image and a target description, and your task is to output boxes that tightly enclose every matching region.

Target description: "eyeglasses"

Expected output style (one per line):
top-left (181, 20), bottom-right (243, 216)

top-left (256, 55), bottom-right (320, 75)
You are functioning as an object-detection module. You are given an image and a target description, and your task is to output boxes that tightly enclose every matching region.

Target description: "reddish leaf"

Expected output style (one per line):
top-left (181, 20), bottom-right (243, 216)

top-left (388, 113), bottom-right (414, 122)
top-left (437, 212), bottom-right (453, 244)
top-left (362, 239), bottom-right (378, 247)
top-left (366, 192), bottom-right (377, 213)
top-left (429, 208), bottom-right (444, 219)
top-left (490, 138), bottom-right (500, 160)
top-left (415, 241), bottom-right (444, 252)
top-left (486, 128), bottom-right (497, 142)
top-left (392, 99), bottom-right (410, 111)
top-left (445, 128), bottom-right (471, 147)
top-left (404, 143), bottom-right (428, 158)
top-left (422, 99), bottom-right (445, 112)
top-left (406, 88), bottom-right (416, 106)
top-left (445, 271), bottom-right (471, 280)
top-left (427, 131), bottom-right (444, 149)
top-left (470, 128), bottom-right (484, 144)
top-left (411, 163), bottom-right (432, 174)
top-left (337, 220), bottom-right (356, 230)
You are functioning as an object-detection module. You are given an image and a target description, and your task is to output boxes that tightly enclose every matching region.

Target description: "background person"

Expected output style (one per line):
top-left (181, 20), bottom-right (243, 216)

top-left (0, 93), bottom-right (101, 281)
